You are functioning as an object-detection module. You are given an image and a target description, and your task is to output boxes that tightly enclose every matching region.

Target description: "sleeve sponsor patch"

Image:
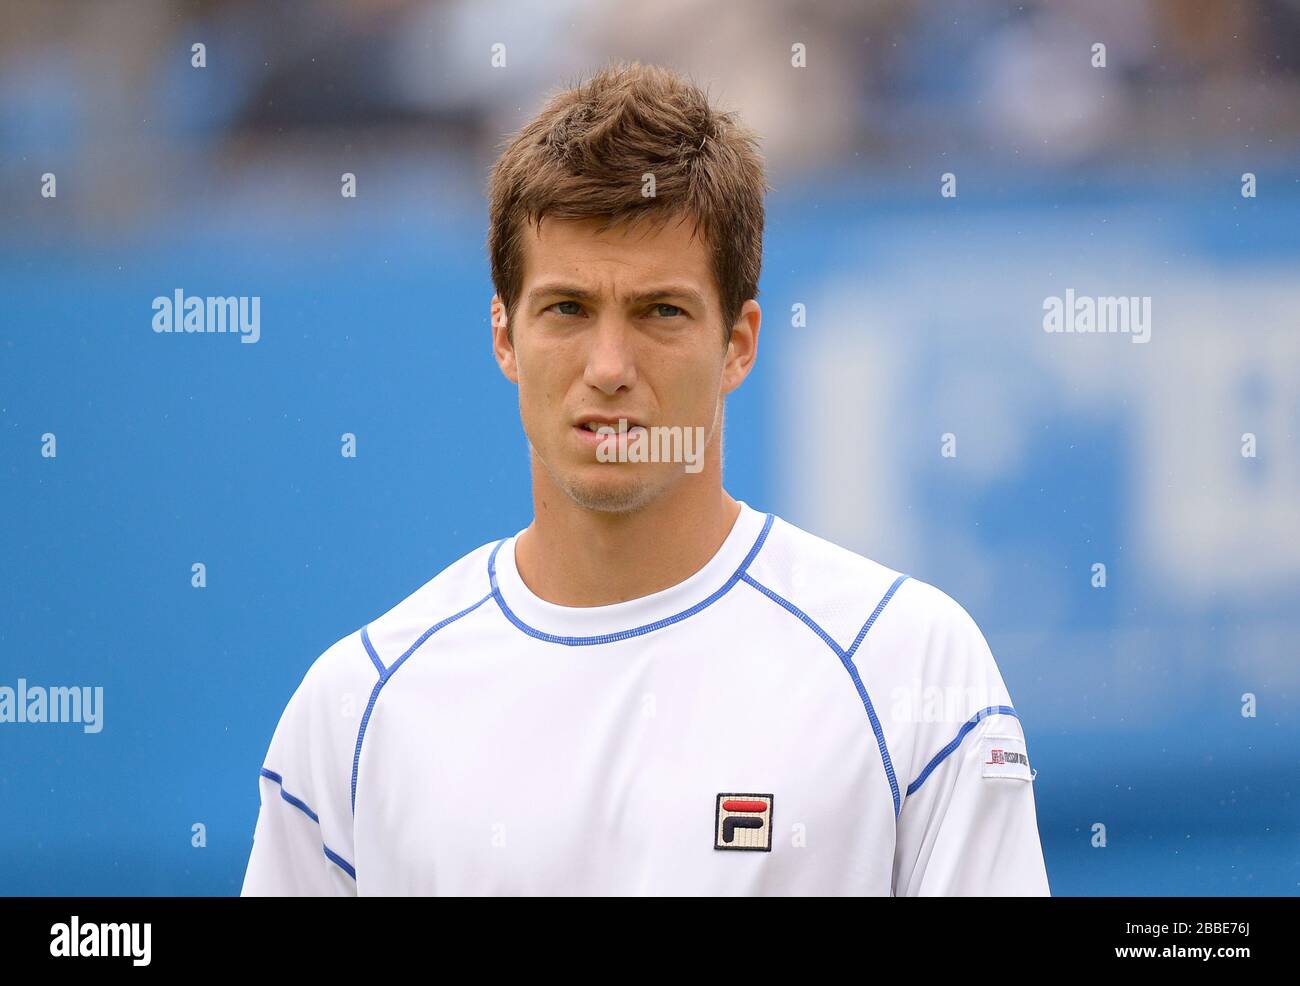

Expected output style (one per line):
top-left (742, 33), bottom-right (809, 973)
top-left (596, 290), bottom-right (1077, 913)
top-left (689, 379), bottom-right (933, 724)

top-left (980, 733), bottom-right (1034, 781)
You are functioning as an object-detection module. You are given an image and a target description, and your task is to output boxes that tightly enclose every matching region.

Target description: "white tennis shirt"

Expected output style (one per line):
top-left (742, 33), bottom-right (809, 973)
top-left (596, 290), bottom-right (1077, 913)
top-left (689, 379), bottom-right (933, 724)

top-left (241, 500), bottom-right (1050, 895)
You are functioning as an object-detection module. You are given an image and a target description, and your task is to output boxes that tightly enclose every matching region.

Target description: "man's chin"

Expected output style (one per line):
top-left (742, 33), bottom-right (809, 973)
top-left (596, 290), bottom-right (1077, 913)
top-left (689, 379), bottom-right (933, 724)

top-left (554, 467), bottom-right (663, 515)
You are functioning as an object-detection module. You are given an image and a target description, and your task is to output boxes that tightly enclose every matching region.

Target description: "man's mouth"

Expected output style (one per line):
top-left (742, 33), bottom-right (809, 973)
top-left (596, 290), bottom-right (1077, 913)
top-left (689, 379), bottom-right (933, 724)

top-left (575, 417), bottom-right (646, 433)
top-left (572, 417), bottom-right (650, 450)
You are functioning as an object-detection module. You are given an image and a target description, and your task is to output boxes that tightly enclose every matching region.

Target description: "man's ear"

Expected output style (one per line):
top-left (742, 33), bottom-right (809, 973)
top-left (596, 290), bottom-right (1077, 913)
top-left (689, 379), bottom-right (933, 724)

top-left (491, 294), bottom-right (518, 384)
top-left (721, 299), bottom-right (760, 396)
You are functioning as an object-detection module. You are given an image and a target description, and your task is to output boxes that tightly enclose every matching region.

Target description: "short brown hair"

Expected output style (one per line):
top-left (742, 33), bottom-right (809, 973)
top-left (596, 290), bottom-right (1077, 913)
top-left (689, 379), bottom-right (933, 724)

top-left (486, 60), bottom-right (768, 344)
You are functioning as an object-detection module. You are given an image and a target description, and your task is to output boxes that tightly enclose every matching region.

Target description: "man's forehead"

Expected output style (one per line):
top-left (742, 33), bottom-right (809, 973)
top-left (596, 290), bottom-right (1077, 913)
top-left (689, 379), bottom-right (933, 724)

top-left (520, 214), bottom-right (714, 297)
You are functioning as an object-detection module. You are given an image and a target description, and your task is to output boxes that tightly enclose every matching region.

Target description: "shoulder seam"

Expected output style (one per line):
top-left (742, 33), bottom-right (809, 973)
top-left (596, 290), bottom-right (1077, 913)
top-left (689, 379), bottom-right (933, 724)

top-left (350, 592), bottom-right (494, 815)
top-left (740, 572), bottom-right (909, 817)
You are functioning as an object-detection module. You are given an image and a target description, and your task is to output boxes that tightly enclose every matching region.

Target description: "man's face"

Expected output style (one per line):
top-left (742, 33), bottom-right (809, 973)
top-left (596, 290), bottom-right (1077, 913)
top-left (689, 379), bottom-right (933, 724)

top-left (492, 213), bottom-right (757, 514)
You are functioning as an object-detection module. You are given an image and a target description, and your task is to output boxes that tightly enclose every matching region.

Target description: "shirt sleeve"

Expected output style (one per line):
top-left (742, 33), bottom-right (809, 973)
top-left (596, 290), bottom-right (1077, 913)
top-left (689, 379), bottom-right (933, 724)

top-left (240, 643), bottom-right (365, 897)
top-left (889, 590), bottom-right (1050, 897)
top-left (892, 710), bottom-right (1050, 896)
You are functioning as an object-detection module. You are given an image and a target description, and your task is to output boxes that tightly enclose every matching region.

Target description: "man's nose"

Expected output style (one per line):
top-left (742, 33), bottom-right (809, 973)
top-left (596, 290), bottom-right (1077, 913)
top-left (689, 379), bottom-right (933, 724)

top-left (582, 317), bottom-right (638, 395)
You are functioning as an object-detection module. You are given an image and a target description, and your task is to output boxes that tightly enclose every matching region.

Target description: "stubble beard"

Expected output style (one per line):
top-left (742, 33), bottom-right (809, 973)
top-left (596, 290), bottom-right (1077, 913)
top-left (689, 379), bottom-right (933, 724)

top-left (538, 453), bottom-right (662, 515)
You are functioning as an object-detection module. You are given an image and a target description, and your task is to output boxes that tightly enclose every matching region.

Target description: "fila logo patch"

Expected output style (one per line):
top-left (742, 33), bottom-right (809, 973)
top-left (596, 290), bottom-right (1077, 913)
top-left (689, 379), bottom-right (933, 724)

top-left (981, 734), bottom-right (1034, 781)
top-left (714, 793), bottom-right (773, 851)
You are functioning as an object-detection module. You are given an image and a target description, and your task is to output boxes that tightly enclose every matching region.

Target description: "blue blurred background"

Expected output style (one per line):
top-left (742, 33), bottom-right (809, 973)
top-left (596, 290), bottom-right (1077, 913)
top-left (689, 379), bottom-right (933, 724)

top-left (1, 0), bottom-right (1297, 895)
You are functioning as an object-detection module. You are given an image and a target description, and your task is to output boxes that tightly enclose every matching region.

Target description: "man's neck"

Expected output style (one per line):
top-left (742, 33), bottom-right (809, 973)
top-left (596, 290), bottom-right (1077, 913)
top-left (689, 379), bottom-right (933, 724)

top-left (514, 474), bottom-right (741, 608)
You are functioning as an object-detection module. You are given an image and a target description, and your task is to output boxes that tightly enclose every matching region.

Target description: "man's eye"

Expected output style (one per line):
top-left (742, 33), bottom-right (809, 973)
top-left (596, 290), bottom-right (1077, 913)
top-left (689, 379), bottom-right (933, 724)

top-left (549, 301), bottom-right (583, 316)
top-left (652, 304), bottom-right (683, 317)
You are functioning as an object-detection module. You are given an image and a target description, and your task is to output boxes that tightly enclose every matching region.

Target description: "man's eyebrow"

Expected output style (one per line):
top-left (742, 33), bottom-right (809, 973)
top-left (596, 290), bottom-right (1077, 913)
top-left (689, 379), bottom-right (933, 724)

top-left (625, 286), bottom-right (707, 308)
top-left (526, 284), bottom-right (598, 306)
top-left (525, 283), bottom-right (707, 309)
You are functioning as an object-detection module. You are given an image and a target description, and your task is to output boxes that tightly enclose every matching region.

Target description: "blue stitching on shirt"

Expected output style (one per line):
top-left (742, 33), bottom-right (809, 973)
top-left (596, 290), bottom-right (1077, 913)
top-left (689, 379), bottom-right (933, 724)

top-left (845, 575), bottom-right (909, 660)
top-left (360, 626), bottom-right (386, 676)
top-left (740, 572), bottom-right (909, 817)
top-left (350, 593), bottom-right (494, 815)
top-left (259, 767), bottom-right (357, 880)
top-left (905, 705), bottom-right (1020, 798)
top-left (485, 513), bottom-right (775, 646)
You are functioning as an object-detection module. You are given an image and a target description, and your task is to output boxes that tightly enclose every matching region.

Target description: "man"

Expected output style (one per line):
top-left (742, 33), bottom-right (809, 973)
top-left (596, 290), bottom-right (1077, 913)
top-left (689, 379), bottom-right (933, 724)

top-left (241, 61), bottom-right (1050, 896)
